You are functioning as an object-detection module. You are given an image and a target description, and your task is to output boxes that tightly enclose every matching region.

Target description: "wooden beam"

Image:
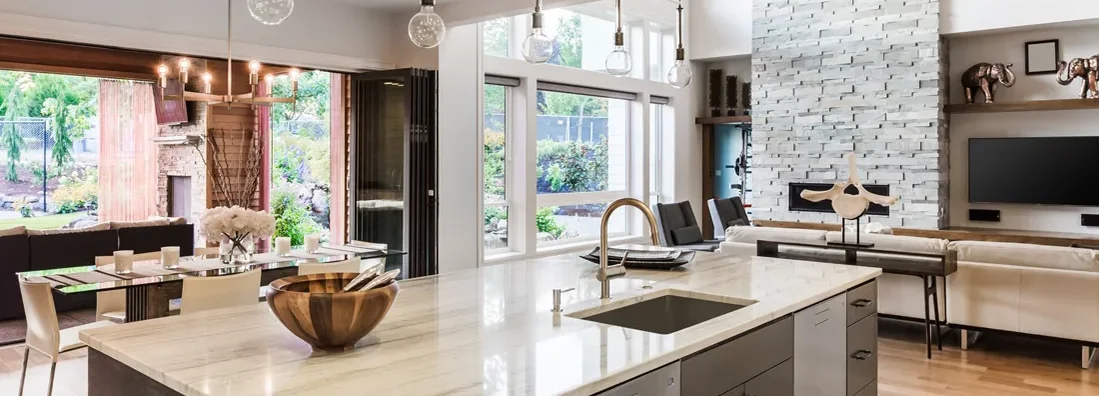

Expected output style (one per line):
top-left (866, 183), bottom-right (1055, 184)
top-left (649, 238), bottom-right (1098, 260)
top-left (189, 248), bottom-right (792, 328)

top-left (696, 116), bottom-right (752, 125)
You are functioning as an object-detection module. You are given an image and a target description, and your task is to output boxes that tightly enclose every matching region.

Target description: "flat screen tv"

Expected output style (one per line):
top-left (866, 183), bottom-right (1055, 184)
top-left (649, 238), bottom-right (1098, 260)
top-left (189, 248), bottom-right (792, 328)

top-left (969, 137), bottom-right (1099, 206)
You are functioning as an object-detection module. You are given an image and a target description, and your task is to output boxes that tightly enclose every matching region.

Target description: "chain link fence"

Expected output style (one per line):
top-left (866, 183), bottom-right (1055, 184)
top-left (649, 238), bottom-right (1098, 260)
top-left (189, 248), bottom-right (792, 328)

top-left (0, 117), bottom-right (51, 209)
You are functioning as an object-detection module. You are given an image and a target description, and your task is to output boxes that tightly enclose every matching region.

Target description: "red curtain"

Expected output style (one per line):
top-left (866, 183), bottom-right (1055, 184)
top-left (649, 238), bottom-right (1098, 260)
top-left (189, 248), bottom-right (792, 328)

top-left (98, 80), bottom-right (158, 222)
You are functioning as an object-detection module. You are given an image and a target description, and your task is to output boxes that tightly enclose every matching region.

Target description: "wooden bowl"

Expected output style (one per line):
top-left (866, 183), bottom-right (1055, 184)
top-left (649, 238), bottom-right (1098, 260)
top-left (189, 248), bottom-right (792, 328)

top-left (266, 273), bottom-right (399, 353)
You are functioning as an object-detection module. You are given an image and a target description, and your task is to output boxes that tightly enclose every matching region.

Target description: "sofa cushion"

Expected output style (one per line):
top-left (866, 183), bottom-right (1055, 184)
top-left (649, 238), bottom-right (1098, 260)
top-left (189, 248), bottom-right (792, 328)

top-left (825, 232), bottom-right (947, 256)
top-left (26, 222), bottom-right (109, 236)
top-left (725, 226), bottom-right (827, 245)
top-left (0, 225), bottom-right (26, 237)
top-left (727, 219), bottom-right (750, 228)
top-left (671, 226), bottom-right (704, 245)
top-left (118, 224), bottom-right (195, 256)
top-left (110, 218), bottom-right (171, 229)
top-left (951, 240), bottom-right (1099, 273)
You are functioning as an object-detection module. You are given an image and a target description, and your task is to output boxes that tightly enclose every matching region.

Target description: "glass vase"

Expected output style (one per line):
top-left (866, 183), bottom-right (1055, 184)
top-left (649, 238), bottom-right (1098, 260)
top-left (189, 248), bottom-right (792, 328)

top-left (221, 234), bottom-right (255, 264)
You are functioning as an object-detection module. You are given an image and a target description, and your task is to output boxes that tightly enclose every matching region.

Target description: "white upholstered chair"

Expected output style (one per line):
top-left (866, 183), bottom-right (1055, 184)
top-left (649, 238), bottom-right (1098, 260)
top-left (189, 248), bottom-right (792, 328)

top-left (17, 279), bottom-right (114, 396)
top-left (93, 251), bottom-right (161, 323)
top-left (298, 257), bottom-right (363, 276)
top-left (349, 240), bottom-right (388, 271)
top-left (179, 269), bottom-right (262, 315)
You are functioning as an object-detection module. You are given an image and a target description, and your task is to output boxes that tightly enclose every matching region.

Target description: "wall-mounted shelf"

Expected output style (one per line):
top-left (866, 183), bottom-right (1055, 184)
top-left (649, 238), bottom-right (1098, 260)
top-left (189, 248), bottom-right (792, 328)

top-left (696, 116), bottom-right (752, 125)
top-left (945, 99), bottom-right (1099, 114)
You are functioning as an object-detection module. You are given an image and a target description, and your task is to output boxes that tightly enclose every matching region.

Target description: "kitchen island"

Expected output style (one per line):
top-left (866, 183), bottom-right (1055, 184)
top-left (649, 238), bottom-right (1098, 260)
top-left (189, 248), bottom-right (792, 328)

top-left (80, 252), bottom-right (881, 396)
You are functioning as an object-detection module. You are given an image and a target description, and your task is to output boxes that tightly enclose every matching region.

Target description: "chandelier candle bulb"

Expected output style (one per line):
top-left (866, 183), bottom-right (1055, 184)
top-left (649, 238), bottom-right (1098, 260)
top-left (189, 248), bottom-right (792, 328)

top-left (264, 74), bottom-right (275, 91)
top-left (178, 58), bottom-right (190, 84)
top-left (202, 72), bottom-right (213, 94)
top-left (248, 61), bottom-right (261, 85)
top-left (157, 64), bottom-right (169, 88)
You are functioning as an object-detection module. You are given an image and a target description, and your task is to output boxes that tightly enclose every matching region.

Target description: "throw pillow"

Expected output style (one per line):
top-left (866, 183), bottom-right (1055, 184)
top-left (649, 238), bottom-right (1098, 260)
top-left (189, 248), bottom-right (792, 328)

top-left (110, 218), bottom-right (171, 229)
top-left (671, 226), bottom-right (704, 245)
top-left (27, 222), bottom-right (110, 236)
top-left (0, 225), bottom-right (27, 237)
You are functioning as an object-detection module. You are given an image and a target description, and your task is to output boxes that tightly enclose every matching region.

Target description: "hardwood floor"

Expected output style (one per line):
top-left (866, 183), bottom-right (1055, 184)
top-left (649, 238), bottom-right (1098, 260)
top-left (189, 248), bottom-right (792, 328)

top-left (0, 319), bottom-right (1095, 395)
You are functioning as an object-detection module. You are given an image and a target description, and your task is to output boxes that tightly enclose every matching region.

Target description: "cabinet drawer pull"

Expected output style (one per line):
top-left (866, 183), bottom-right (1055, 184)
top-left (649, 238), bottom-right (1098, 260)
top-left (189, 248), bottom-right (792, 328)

top-left (851, 299), bottom-right (873, 308)
top-left (851, 350), bottom-right (873, 360)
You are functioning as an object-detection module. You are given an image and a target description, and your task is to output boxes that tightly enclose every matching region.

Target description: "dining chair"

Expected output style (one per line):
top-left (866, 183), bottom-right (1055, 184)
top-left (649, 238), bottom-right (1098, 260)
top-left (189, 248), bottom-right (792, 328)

top-left (17, 279), bottom-right (114, 396)
top-left (349, 240), bottom-right (388, 270)
top-left (93, 251), bottom-right (161, 323)
top-left (298, 257), bottom-right (363, 276)
top-left (179, 269), bottom-right (262, 316)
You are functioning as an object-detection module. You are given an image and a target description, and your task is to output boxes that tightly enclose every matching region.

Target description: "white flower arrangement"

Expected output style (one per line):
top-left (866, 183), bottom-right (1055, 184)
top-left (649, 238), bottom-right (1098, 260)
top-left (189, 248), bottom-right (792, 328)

top-left (199, 206), bottom-right (276, 241)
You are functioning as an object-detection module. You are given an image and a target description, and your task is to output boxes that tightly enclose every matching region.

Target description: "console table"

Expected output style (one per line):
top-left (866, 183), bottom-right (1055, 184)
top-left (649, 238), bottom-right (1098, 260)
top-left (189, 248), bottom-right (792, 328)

top-left (756, 239), bottom-right (957, 359)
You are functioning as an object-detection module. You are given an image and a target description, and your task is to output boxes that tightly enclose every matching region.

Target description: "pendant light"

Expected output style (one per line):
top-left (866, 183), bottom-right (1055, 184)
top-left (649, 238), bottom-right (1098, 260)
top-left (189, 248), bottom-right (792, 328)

top-left (522, 0), bottom-right (554, 63)
top-left (409, 0), bottom-right (447, 49)
top-left (667, 2), bottom-right (692, 88)
top-left (247, 0), bottom-right (294, 25)
top-left (604, 0), bottom-right (632, 76)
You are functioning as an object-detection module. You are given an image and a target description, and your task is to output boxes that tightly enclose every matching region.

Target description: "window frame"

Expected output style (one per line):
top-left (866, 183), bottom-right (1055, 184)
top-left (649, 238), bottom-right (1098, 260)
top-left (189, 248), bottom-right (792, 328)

top-left (483, 82), bottom-right (514, 256)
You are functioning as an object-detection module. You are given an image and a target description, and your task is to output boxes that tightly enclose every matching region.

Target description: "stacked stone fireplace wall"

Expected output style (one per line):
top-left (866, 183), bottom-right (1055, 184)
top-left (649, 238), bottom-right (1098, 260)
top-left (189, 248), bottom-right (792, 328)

top-left (751, 0), bottom-right (949, 228)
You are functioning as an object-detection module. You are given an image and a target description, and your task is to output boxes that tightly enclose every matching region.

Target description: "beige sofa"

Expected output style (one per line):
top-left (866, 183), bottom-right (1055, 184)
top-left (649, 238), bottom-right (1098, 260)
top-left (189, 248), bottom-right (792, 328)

top-left (719, 227), bottom-right (948, 321)
top-left (947, 240), bottom-right (1099, 367)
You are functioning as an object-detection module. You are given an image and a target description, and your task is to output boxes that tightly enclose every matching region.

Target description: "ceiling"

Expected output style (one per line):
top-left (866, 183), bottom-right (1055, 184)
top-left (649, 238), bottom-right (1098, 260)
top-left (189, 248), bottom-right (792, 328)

top-left (316, 0), bottom-right (458, 13)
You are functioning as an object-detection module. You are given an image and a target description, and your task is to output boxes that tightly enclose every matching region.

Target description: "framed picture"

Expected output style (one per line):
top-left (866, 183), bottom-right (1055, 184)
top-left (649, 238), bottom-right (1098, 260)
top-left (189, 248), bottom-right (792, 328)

top-left (1025, 39), bottom-right (1060, 75)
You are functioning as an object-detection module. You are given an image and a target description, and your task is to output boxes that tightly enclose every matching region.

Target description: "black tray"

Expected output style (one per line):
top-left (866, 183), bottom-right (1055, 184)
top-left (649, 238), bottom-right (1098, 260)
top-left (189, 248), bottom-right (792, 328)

top-left (580, 248), bottom-right (695, 270)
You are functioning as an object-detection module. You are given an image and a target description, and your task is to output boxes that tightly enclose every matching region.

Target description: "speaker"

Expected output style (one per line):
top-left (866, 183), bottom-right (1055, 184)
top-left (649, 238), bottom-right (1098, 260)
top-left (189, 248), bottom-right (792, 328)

top-left (1082, 214), bottom-right (1099, 227)
top-left (968, 209), bottom-right (1000, 222)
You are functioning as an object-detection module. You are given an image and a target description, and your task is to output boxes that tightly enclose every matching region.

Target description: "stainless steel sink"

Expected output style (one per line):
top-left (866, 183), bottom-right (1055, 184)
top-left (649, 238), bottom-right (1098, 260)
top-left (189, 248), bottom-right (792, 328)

top-left (570, 291), bottom-right (756, 335)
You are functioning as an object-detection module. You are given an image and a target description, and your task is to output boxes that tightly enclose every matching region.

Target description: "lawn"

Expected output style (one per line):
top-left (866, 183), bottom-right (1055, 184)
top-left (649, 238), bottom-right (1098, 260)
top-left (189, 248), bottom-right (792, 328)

top-left (0, 212), bottom-right (84, 230)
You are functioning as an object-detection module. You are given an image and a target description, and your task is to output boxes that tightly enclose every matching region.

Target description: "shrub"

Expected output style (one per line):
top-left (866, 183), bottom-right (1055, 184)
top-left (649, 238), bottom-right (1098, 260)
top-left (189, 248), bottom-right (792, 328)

top-left (15, 201), bottom-right (33, 218)
top-left (536, 206), bottom-right (565, 239)
top-left (50, 166), bottom-right (97, 214)
top-left (271, 188), bottom-right (320, 246)
top-left (484, 206), bottom-right (508, 226)
top-left (535, 139), bottom-right (608, 194)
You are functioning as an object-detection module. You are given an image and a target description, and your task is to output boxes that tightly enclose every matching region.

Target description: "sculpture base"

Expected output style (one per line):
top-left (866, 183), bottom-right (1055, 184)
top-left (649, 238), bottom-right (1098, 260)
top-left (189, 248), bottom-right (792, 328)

top-left (827, 241), bottom-right (876, 249)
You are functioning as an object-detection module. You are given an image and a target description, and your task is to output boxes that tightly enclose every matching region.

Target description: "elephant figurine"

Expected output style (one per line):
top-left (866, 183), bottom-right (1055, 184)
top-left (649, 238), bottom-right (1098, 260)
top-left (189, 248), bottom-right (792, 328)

top-left (1056, 56), bottom-right (1099, 99)
top-left (961, 63), bottom-right (1017, 104)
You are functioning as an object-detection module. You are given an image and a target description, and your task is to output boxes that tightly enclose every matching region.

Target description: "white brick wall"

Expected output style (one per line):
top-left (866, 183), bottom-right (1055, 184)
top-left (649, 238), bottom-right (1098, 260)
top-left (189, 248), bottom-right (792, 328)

top-left (751, 0), bottom-right (948, 228)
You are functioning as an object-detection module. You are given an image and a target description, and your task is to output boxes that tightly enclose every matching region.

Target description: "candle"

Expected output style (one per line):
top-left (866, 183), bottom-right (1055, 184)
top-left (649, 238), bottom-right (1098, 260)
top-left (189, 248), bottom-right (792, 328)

top-left (161, 246), bottom-right (181, 270)
top-left (275, 237), bottom-right (291, 256)
top-left (304, 235), bottom-right (320, 253)
top-left (114, 250), bottom-right (134, 275)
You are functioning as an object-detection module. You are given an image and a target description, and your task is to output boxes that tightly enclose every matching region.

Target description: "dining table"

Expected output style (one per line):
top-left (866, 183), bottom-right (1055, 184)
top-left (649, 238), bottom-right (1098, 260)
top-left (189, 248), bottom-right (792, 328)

top-left (16, 244), bottom-right (408, 322)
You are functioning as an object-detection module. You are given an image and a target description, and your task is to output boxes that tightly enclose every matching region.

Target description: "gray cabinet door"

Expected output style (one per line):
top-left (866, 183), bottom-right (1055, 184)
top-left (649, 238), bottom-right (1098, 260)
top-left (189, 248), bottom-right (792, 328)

top-left (794, 294), bottom-right (847, 396)
top-left (853, 381), bottom-right (877, 396)
top-left (846, 280), bottom-right (877, 327)
top-left (719, 385), bottom-right (745, 396)
top-left (682, 317), bottom-right (793, 396)
top-left (744, 359), bottom-right (793, 396)
top-left (847, 314), bottom-right (878, 396)
top-left (599, 362), bottom-right (681, 396)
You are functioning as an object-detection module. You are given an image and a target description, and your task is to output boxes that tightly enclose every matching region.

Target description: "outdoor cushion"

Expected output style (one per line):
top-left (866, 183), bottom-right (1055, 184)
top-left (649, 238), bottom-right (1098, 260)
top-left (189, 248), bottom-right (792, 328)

top-left (110, 218), bottom-right (171, 229)
top-left (0, 225), bottom-right (26, 237)
top-left (26, 222), bottom-right (109, 236)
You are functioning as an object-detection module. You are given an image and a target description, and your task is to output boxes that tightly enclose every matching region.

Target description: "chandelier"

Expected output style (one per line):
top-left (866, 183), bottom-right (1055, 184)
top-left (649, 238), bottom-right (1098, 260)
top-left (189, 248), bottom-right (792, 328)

top-left (156, 0), bottom-right (298, 106)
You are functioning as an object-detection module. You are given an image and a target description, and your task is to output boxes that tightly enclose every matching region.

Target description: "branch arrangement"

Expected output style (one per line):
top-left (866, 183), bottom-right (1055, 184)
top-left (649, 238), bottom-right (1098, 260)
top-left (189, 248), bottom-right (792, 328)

top-left (195, 127), bottom-right (264, 208)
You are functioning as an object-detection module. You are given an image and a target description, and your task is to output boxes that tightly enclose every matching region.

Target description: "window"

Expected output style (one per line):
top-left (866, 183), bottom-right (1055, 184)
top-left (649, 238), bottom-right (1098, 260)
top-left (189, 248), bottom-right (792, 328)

top-left (483, 17), bottom-right (510, 57)
top-left (542, 9), bottom-right (620, 73)
top-left (269, 70), bottom-right (334, 244)
top-left (649, 102), bottom-right (664, 204)
top-left (536, 89), bottom-right (629, 246)
top-left (484, 83), bottom-right (509, 252)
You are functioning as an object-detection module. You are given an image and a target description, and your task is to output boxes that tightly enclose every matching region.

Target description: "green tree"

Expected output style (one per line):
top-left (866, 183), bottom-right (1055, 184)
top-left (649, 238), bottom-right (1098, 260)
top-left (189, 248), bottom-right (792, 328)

top-left (483, 18), bottom-right (509, 57)
top-left (1, 73), bottom-right (31, 181)
top-left (272, 188), bottom-right (320, 246)
top-left (271, 70), bottom-right (330, 125)
top-left (551, 13), bottom-right (583, 68)
top-left (42, 96), bottom-right (93, 170)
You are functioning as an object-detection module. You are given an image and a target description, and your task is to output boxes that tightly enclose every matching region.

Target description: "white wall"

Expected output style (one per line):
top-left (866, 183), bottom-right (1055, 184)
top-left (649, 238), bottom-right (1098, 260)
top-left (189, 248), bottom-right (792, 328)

top-left (948, 24), bottom-right (1099, 233)
top-left (0, 0), bottom-right (394, 71)
top-left (942, 0), bottom-right (1099, 35)
top-left (688, 0), bottom-right (752, 60)
top-left (438, 23), bottom-right (485, 273)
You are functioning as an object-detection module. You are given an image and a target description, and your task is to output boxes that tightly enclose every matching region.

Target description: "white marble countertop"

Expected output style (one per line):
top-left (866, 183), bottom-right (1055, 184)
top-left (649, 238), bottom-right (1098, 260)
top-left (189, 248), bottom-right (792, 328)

top-left (80, 252), bottom-right (881, 396)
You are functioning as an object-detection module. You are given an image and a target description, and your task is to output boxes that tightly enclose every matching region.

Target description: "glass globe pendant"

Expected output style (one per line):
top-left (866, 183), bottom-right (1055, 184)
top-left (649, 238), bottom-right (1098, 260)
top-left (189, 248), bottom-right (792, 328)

top-left (667, 2), bottom-right (692, 88)
top-left (247, 0), bottom-right (294, 25)
top-left (409, 0), bottom-right (447, 49)
top-left (605, 0), bottom-right (632, 76)
top-left (522, 0), bottom-right (554, 63)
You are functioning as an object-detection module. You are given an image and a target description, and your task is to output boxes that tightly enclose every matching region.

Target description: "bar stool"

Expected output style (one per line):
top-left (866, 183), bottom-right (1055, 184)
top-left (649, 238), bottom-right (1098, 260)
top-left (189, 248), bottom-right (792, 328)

top-left (17, 279), bottom-right (115, 396)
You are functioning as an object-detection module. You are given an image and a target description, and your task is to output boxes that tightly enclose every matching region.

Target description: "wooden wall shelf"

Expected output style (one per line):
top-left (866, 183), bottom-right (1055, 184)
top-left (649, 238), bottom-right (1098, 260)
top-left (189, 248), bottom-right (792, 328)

top-left (696, 116), bottom-right (752, 125)
top-left (945, 99), bottom-right (1099, 114)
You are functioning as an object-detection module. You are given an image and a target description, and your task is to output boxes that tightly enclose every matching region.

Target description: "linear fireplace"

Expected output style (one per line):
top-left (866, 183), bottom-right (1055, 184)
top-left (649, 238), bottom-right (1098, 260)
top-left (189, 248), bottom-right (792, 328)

top-left (788, 183), bottom-right (890, 216)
